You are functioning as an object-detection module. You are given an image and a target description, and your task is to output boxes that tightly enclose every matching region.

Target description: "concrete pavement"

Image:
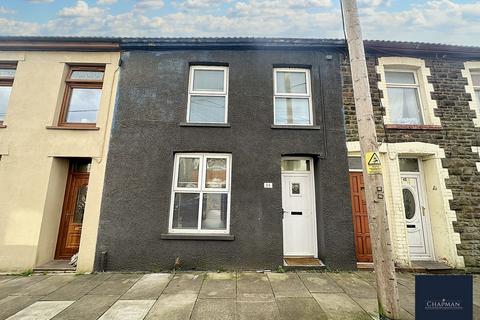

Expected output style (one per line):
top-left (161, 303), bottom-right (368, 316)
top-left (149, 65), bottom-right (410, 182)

top-left (0, 271), bottom-right (478, 319)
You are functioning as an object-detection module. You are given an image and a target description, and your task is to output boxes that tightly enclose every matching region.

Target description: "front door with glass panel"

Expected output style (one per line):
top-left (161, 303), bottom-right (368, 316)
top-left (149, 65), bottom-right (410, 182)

top-left (55, 159), bottom-right (91, 260)
top-left (400, 158), bottom-right (433, 260)
top-left (281, 158), bottom-right (316, 257)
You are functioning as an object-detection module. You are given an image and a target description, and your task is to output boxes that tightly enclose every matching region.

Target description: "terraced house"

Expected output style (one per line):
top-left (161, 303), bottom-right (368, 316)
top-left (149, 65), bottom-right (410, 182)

top-left (344, 41), bottom-right (480, 272)
top-left (94, 38), bottom-right (356, 271)
top-left (0, 38), bottom-right (120, 273)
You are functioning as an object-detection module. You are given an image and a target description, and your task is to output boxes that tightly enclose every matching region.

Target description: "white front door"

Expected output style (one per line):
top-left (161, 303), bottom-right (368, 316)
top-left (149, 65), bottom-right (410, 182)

top-left (401, 173), bottom-right (433, 260)
top-left (281, 160), bottom-right (316, 257)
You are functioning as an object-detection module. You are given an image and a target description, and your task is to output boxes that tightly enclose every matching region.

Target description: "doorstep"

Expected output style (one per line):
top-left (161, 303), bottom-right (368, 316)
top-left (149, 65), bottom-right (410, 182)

top-left (283, 257), bottom-right (326, 271)
top-left (33, 260), bottom-right (76, 273)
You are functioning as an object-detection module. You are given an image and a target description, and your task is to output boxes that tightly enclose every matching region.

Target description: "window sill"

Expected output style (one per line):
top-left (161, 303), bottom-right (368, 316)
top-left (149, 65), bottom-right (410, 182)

top-left (271, 125), bottom-right (321, 130)
top-left (179, 122), bottom-right (230, 128)
top-left (46, 125), bottom-right (100, 131)
top-left (384, 124), bottom-right (442, 130)
top-left (161, 233), bottom-right (235, 241)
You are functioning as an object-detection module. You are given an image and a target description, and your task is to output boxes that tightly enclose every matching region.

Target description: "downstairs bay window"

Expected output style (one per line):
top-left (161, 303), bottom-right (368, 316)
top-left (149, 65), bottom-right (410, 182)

top-left (169, 153), bottom-right (231, 234)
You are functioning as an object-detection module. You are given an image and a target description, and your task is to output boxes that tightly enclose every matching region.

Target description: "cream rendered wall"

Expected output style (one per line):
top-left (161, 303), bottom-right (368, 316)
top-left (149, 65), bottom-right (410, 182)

top-left (347, 141), bottom-right (464, 268)
top-left (0, 50), bottom-right (119, 272)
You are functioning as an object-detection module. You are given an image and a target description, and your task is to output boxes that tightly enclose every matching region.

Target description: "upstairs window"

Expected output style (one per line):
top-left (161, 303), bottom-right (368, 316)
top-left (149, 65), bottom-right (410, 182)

top-left (59, 65), bottom-right (104, 127)
top-left (273, 68), bottom-right (312, 125)
top-left (0, 63), bottom-right (16, 125)
top-left (187, 66), bottom-right (228, 124)
top-left (170, 153), bottom-right (231, 234)
top-left (384, 70), bottom-right (423, 125)
top-left (472, 71), bottom-right (480, 110)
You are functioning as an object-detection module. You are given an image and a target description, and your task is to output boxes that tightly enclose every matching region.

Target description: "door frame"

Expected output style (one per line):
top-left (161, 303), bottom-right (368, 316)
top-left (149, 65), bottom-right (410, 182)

top-left (281, 157), bottom-right (318, 258)
top-left (400, 161), bottom-right (435, 261)
top-left (55, 164), bottom-right (89, 260)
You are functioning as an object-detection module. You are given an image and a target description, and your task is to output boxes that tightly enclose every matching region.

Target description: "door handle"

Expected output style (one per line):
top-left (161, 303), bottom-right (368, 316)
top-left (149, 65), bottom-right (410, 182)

top-left (421, 206), bottom-right (425, 216)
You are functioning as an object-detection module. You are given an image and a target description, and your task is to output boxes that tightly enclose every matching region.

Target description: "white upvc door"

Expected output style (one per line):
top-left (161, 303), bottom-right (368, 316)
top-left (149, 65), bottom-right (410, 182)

top-left (281, 165), bottom-right (317, 257)
top-left (401, 173), bottom-right (434, 260)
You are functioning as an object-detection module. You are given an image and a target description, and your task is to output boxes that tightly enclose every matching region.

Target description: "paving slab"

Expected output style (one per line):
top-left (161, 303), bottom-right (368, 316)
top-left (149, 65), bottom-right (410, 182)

top-left (0, 276), bottom-right (49, 300)
top-left (237, 299), bottom-right (280, 320)
top-left (395, 273), bottom-right (415, 292)
top-left (297, 272), bottom-right (343, 293)
top-left (17, 275), bottom-right (75, 297)
top-left (276, 297), bottom-right (328, 320)
top-left (145, 293), bottom-right (197, 320)
top-left (329, 273), bottom-right (377, 298)
top-left (121, 273), bottom-right (171, 300)
top-left (88, 273), bottom-right (141, 296)
top-left (267, 272), bottom-right (310, 298)
top-left (98, 299), bottom-right (155, 320)
top-left (191, 298), bottom-right (235, 320)
top-left (0, 276), bottom-right (16, 285)
top-left (237, 292), bottom-right (276, 302)
top-left (52, 294), bottom-right (119, 320)
top-left (0, 295), bottom-right (40, 319)
top-left (399, 292), bottom-right (415, 316)
top-left (199, 272), bottom-right (236, 299)
top-left (163, 273), bottom-right (205, 294)
top-left (351, 297), bottom-right (414, 320)
top-left (42, 274), bottom-right (112, 301)
top-left (6, 300), bottom-right (74, 320)
top-left (237, 272), bottom-right (272, 294)
top-left (312, 293), bottom-right (371, 320)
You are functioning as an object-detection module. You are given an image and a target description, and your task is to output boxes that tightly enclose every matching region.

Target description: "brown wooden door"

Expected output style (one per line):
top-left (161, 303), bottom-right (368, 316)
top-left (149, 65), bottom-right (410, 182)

top-left (349, 172), bottom-right (373, 262)
top-left (55, 169), bottom-right (89, 260)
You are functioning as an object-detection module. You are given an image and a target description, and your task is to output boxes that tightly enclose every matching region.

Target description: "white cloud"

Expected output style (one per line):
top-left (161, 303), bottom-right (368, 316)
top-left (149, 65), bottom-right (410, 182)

top-left (26, 0), bottom-right (54, 3)
top-left (0, 17), bottom-right (40, 34)
top-left (0, 6), bottom-right (15, 14)
top-left (97, 0), bottom-right (118, 4)
top-left (58, 1), bottom-right (104, 17)
top-left (358, 0), bottom-right (386, 6)
top-left (134, 0), bottom-right (165, 10)
top-left (174, 0), bottom-right (229, 9)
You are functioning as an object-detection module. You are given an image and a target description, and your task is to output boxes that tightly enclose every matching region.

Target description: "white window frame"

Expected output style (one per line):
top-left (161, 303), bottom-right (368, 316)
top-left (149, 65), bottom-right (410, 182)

top-left (186, 66), bottom-right (229, 124)
top-left (169, 153), bottom-right (232, 234)
top-left (472, 70), bottom-right (480, 107)
top-left (384, 68), bottom-right (425, 125)
top-left (273, 68), bottom-right (313, 126)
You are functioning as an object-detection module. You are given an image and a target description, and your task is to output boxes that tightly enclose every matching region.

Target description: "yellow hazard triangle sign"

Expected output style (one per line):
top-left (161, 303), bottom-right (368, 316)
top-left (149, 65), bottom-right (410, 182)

top-left (366, 152), bottom-right (382, 174)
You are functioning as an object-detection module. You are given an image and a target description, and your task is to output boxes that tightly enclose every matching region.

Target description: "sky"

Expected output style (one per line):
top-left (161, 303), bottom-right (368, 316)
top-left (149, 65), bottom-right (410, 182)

top-left (0, 0), bottom-right (479, 46)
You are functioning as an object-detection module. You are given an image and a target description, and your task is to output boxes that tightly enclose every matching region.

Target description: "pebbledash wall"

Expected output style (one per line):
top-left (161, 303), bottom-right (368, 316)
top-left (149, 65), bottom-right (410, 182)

top-left (343, 41), bottom-right (480, 271)
top-left (0, 39), bottom-right (120, 272)
top-left (94, 38), bottom-right (356, 271)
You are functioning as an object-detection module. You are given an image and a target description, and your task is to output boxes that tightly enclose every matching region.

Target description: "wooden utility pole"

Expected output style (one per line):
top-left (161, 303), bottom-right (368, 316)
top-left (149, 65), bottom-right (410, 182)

top-left (340, 0), bottom-right (401, 319)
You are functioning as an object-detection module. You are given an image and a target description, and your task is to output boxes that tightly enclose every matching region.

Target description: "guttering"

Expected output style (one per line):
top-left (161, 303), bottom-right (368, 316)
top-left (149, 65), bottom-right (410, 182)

top-left (119, 37), bottom-right (347, 51)
top-left (365, 40), bottom-right (480, 58)
top-left (0, 37), bottom-right (120, 52)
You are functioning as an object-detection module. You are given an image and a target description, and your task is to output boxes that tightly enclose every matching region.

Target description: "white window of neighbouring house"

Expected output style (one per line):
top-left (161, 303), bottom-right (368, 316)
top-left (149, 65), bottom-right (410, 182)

top-left (0, 63), bottom-right (16, 125)
top-left (472, 71), bottom-right (480, 110)
top-left (273, 68), bottom-right (313, 125)
top-left (384, 70), bottom-right (424, 125)
top-left (169, 153), bottom-right (231, 233)
top-left (187, 66), bottom-right (228, 124)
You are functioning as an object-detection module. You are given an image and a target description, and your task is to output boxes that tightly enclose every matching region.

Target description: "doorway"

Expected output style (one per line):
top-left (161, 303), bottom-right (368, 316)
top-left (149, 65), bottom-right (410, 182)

top-left (281, 158), bottom-right (317, 257)
top-left (55, 159), bottom-right (91, 260)
top-left (400, 158), bottom-right (434, 260)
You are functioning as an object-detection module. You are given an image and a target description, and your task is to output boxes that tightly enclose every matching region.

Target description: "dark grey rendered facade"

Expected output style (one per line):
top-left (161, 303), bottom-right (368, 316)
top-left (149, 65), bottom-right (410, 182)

top-left (94, 39), bottom-right (356, 271)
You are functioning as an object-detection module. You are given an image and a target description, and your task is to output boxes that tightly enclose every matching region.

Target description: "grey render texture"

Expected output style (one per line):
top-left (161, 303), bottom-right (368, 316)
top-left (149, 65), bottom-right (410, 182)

top-left (94, 42), bottom-right (357, 271)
